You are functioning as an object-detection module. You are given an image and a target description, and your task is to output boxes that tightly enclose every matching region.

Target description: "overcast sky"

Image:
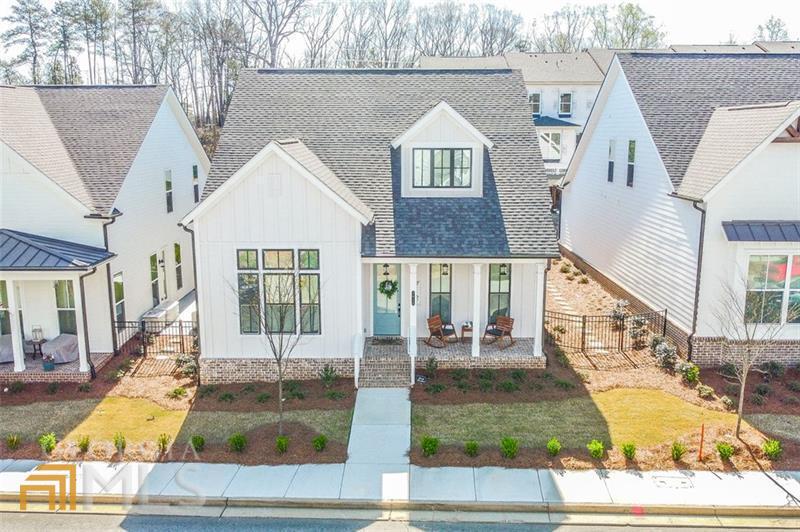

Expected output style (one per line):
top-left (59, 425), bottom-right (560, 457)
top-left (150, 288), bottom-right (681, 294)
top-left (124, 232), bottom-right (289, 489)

top-left (1, 0), bottom-right (797, 59)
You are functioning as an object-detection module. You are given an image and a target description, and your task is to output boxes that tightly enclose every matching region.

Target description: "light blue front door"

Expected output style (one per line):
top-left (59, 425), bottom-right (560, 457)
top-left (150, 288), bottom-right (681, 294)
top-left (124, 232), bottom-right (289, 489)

top-left (373, 264), bottom-right (401, 336)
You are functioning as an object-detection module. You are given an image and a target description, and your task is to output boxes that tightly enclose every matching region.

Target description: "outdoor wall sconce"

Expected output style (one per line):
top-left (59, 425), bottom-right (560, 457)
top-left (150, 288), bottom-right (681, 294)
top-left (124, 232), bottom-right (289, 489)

top-left (382, 263), bottom-right (389, 276)
top-left (500, 264), bottom-right (508, 276)
top-left (442, 264), bottom-right (450, 276)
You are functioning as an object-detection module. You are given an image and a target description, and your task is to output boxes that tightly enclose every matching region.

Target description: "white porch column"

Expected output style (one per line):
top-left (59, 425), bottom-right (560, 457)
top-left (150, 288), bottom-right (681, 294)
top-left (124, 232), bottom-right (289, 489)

top-left (408, 263), bottom-right (418, 357)
top-left (353, 254), bottom-right (364, 388)
top-left (533, 262), bottom-right (546, 357)
top-left (471, 264), bottom-right (481, 358)
top-left (5, 280), bottom-right (25, 372)
top-left (72, 277), bottom-right (90, 372)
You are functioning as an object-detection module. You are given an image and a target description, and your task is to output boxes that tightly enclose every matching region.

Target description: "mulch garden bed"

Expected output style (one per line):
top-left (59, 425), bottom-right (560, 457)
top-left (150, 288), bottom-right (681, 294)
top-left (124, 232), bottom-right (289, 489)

top-left (191, 379), bottom-right (355, 412)
top-left (547, 257), bottom-right (618, 315)
top-left (700, 364), bottom-right (800, 416)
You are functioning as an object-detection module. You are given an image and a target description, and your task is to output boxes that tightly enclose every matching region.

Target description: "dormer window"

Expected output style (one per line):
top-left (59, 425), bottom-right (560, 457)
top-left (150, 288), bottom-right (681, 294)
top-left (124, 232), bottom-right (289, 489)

top-left (412, 148), bottom-right (472, 188)
top-left (559, 93), bottom-right (573, 117)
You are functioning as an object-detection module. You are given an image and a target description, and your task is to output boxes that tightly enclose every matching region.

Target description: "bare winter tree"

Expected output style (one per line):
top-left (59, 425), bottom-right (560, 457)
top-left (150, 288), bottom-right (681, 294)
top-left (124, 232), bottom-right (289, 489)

top-left (299, 0), bottom-right (339, 68)
top-left (413, 1), bottom-right (477, 58)
top-left (589, 2), bottom-right (664, 49)
top-left (371, 0), bottom-right (411, 68)
top-left (336, 0), bottom-right (375, 67)
top-left (712, 274), bottom-right (796, 437)
top-left (50, 0), bottom-right (83, 84)
top-left (243, 0), bottom-right (307, 68)
top-left (531, 5), bottom-right (590, 53)
top-left (2, 0), bottom-right (51, 83)
top-left (477, 4), bottom-right (523, 56)
top-left (755, 15), bottom-right (789, 41)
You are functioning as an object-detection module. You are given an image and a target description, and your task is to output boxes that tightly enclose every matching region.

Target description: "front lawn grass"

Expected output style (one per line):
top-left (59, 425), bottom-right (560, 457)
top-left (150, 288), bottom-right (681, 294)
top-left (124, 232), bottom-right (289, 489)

top-left (0, 399), bottom-right (101, 441)
top-left (65, 397), bottom-right (188, 442)
top-left (412, 388), bottom-right (739, 448)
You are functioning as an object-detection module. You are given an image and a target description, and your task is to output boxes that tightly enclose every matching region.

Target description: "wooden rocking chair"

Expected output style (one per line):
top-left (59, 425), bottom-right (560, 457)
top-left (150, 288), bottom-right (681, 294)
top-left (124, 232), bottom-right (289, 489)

top-left (483, 315), bottom-right (515, 349)
top-left (424, 315), bottom-right (458, 348)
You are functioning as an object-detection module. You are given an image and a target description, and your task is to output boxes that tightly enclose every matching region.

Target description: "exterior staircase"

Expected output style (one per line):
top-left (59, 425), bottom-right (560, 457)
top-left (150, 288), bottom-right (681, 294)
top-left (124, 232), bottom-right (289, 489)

top-left (358, 354), bottom-right (411, 388)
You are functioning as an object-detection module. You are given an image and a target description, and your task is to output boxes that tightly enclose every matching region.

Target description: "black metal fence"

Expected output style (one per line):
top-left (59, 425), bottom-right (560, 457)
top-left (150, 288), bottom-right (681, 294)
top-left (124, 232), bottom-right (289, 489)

top-left (114, 320), bottom-right (198, 356)
top-left (544, 309), bottom-right (667, 351)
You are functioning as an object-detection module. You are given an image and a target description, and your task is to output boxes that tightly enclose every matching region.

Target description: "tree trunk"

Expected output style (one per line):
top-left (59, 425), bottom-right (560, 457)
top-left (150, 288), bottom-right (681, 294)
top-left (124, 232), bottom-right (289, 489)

top-left (736, 369), bottom-right (748, 438)
top-left (277, 359), bottom-right (284, 436)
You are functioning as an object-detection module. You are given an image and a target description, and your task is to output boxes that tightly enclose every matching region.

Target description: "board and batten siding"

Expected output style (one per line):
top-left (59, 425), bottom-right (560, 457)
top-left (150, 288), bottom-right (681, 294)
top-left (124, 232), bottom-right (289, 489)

top-left (696, 142), bottom-right (800, 340)
top-left (195, 150), bottom-right (361, 359)
top-left (560, 71), bottom-right (701, 332)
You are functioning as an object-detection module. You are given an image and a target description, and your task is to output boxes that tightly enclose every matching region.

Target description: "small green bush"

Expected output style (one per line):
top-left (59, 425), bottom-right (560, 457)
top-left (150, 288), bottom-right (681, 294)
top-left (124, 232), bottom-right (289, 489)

top-left (9, 381), bottom-right (24, 394)
top-left (256, 392), bottom-right (272, 403)
top-left (421, 436), bottom-right (440, 457)
top-left (510, 369), bottom-right (526, 382)
top-left (750, 393), bottom-right (765, 406)
top-left (113, 432), bottom-right (126, 452)
top-left (754, 383), bottom-right (771, 396)
top-left (451, 368), bottom-right (469, 381)
top-left (587, 439), bottom-right (604, 459)
top-left (228, 433), bottom-right (247, 452)
top-left (218, 392), bottom-right (236, 402)
top-left (786, 380), bottom-right (800, 393)
top-left (497, 380), bottom-right (519, 393)
top-left (554, 378), bottom-right (575, 390)
top-left (190, 435), bottom-right (205, 452)
top-left (275, 435), bottom-right (289, 454)
top-left (540, 371), bottom-right (554, 380)
top-left (559, 263), bottom-right (571, 273)
top-left (319, 364), bottom-right (339, 388)
top-left (312, 434), bottom-right (327, 452)
top-left (697, 384), bottom-right (714, 399)
top-left (167, 387), bottom-right (187, 399)
top-left (39, 432), bottom-right (57, 454)
top-left (77, 435), bottom-right (91, 453)
top-left (456, 380), bottom-right (471, 393)
top-left (720, 362), bottom-right (737, 379)
top-left (325, 390), bottom-right (346, 400)
top-left (464, 440), bottom-right (479, 457)
top-left (546, 437), bottom-right (561, 457)
top-left (46, 383), bottom-right (59, 395)
top-left (578, 276), bottom-right (589, 284)
top-left (6, 434), bottom-right (21, 450)
top-left (724, 383), bottom-right (740, 396)
top-left (478, 369), bottom-right (497, 381)
top-left (198, 385), bottom-right (218, 398)
top-left (565, 274), bottom-right (575, 281)
top-left (425, 383), bottom-right (446, 394)
top-left (716, 442), bottom-right (734, 461)
top-left (284, 380), bottom-right (305, 400)
top-left (721, 395), bottom-right (735, 410)
top-left (425, 357), bottom-right (438, 378)
top-left (621, 442), bottom-right (636, 460)
top-left (679, 363), bottom-right (700, 384)
top-left (77, 383), bottom-right (92, 392)
top-left (555, 349), bottom-right (570, 367)
top-left (500, 437), bottom-right (519, 459)
top-left (240, 384), bottom-right (256, 394)
top-left (478, 379), bottom-right (493, 392)
top-left (649, 335), bottom-right (666, 351)
top-left (761, 361), bottom-right (785, 379)
top-left (762, 439), bottom-right (782, 461)
top-left (157, 433), bottom-right (171, 454)
top-left (671, 441), bottom-right (686, 461)
top-left (781, 396), bottom-right (800, 406)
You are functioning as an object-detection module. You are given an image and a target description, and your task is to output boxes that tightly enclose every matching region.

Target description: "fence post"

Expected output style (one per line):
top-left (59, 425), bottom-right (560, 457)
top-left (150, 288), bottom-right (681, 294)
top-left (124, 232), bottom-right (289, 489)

top-left (580, 315), bottom-right (587, 351)
top-left (619, 316), bottom-right (625, 351)
top-left (139, 320), bottom-right (147, 356)
top-left (662, 309), bottom-right (668, 337)
top-left (180, 321), bottom-right (186, 353)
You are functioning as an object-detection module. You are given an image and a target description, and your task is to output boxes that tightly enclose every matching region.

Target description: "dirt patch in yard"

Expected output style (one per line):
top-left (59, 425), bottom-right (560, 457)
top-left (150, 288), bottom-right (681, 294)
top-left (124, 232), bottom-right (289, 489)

top-left (191, 379), bottom-right (355, 412)
top-left (546, 257), bottom-right (618, 315)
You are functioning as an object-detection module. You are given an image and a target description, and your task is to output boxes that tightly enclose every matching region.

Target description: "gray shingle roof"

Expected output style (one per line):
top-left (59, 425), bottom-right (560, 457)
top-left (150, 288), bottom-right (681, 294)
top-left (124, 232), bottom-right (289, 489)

top-left (0, 85), bottom-right (168, 214)
top-left (205, 69), bottom-right (558, 258)
top-left (722, 221), bottom-right (800, 242)
top-left (0, 228), bottom-right (115, 270)
top-left (617, 54), bottom-right (800, 188)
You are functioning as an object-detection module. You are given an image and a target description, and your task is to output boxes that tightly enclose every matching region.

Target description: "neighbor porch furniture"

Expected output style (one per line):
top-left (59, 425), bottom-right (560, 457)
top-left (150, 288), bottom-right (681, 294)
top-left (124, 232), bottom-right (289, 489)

top-left (460, 323), bottom-right (473, 344)
top-left (483, 315), bottom-right (515, 349)
top-left (424, 314), bottom-right (458, 348)
top-left (41, 334), bottom-right (80, 364)
top-left (25, 339), bottom-right (46, 359)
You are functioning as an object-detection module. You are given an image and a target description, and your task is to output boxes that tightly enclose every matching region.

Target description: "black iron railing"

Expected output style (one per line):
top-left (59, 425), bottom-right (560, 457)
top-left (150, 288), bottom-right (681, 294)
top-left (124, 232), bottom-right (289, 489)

top-left (114, 320), bottom-right (198, 356)
top-left (544, 309), bottom-right (667, 351)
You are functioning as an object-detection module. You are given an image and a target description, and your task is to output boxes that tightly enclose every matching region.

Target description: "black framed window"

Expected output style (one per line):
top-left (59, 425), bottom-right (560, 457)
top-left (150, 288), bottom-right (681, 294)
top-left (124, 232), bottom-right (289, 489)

top-left (113, 272), bottom-right (126, 323)
top-left (412, 148), bottom-right (472, 188)
top-left (528, 92), bottom-right (541, 116)
top-left (607, 139), bottom-right (615, 182)
top-left (174, 243), bottom-right (183, 290)
top-left (165, 170), bottom-right (173, 213)
top-left (559, 93), bottom-right (573, 116)
top-left (149, 253), bottom-right (159, 307)
top-left (299, 273), bottom-right (321, 334)
top-left (264, 273), bottom-right (296, 333)
top-left (626, 140), bottom-right (636, 187)
top-left (237, 249), bottom-right (258, 270)
top-left (488, 264), bottom-right (511, 324)
top-left (299, 249), bottom-right (319, 270)
top-left (429, 264), bottom-right (452, 323)
top-left (54, 280), bottom-right (77, 335)
top-left (238, 273), bottom-right (260, 334)
top-left (192, 165), bottom-right (199, 203)
top-left (263, 249), bottom-right (294, 270)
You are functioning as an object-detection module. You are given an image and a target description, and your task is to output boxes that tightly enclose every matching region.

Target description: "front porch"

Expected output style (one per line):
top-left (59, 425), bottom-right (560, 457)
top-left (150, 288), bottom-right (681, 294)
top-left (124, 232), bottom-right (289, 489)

top-left (365, 336), bottom-right (540, 361)
top-left (0, 352), bottom-right (113, 384)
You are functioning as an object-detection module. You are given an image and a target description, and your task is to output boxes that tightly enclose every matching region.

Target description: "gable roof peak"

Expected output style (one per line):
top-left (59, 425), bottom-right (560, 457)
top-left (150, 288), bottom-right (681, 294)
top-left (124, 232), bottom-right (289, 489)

top-left (390, 100), bottom-right (493, 149)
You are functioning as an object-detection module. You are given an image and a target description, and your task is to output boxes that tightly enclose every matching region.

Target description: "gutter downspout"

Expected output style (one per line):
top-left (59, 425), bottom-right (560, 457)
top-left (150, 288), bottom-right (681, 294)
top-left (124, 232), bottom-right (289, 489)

top-left (96, 211), bottom-right (123, 355)
top-left (179, 222), bottom-right (200, 351)
top-left (687, 200), bottom-right (707, 362)
top-left (79, 267), bottom-right (98, 379)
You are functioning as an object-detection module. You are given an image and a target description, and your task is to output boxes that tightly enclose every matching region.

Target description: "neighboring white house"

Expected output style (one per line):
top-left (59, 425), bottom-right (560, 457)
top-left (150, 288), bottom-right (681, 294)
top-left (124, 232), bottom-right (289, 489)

top-left (560, 53), bottom-right (800, 365)
top-left (0, 85), bottom-right (210, 381)
top-left (182, 69), bottom-right (559, 385)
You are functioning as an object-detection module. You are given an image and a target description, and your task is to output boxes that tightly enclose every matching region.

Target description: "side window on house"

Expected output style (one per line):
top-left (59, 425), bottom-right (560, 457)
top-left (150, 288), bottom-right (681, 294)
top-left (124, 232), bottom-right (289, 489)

top-left (559, 93), bottom-right (573, 117)
top-left (174, 243), bottom-right (183, 290)
top-left (113, 273), bottom-right (126, 323)
top-left (745, 255), bottom-right (800, 324)
top-left (149, 253), bottom-right (159, 307)
top-left (0, 281), bottom-right (10, 334)
top-left (626, 140), bottom-right (636, 187)
top-left (488, 264), bottom-right (511, 323)
top-left (412, 148), bottom-right (472, 188)
top-left (528, 92), bottom-right (541, 117)
top-left (192, 165), bottom-right (199, 203)
top-left (237, 249), bottom-right (260, 334)
top-left (539, 132), bottom-right (561, 162)
top-left (264, 272), bottom-right (296, 333)
top-left (165, 170), bottom-right (173, 213)
top-left (607, 139), bottom-right (615, 182)
top-left (430, 264), bottom-right (452, 323)
top-left (54, 280), bottom-right (77, 335)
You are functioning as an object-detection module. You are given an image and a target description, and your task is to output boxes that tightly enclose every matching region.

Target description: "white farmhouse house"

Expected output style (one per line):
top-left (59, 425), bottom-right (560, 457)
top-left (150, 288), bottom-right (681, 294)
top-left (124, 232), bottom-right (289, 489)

top-left (181, 69), bottom-right (559, 385)
top-left (0, 85), bottom-right (209, 382)
top-left (560, 53), bottom-right (800, 365)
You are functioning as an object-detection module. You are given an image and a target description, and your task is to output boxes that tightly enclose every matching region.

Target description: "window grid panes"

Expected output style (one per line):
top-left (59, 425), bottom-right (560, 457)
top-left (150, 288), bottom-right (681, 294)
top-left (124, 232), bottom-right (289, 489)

top-left (559, 93), bottom-right (572, 116)
top-left (55, 280), bottom-right (77, 335)
top-left (299, 273), bottom-right (321, 334)
top-left (429, 264), bottom-right (452, 323)
top-left (149, 254), bottom-right (159, 307)
top-left (627, 140), bottom-right (636, 187)
top-left (174, 243), bottom-right (183, 290)
top-left (238, 273), bottom-right (260, 334)
top-left (192, 165), bottom-right (199, 203)
top-left (263, 249), bottom-right (294, 270)
top-left (113, 273), bottom-right (126, 323)
top-left (488, 264), bottom-right (511, 324)
top-left (529, 92), bottom-right (541, 116)
top-left (264, 273), bottom-right (296, 333)
top-left (745, 254), bottom-right (800, 324)
top-left (237, 249), bottom-right (258, 270)
top-left (165, 170), bottom-right (173, 213)
top-left (412, 148), bottom-right (472, 188)
top-left (299, 249), bottom-right (320, 270)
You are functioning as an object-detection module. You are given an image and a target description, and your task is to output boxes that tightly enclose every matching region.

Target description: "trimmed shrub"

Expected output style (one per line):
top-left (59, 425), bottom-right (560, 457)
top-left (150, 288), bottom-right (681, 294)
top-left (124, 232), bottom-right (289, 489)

top-left (677, 362), bottom-right (700, 384)
top-left (546, 437), bottom-right (561, 457)
top-left (565, 274), bottom-right (575, 281)
top-left (750, 393), bottom-right (765, 406)
top-left (786, 380), bottom-right (800, 393)
top-left (464, 440), bottom-right (479, 457)
top-left (240, 384), bottom-right (256, 394)
top-left (39, 432), bottom-right (57, 454)
top-left (762, 439), bottom-right (782, 461)
top-left (157, 433), bottom-right (171, 454)
top-left (671, 441), bottom-right (686, 461)
top-left (77, 435), bottom-right (91, 453)
top-left (621, 442), bottom-right (636, 460)
top-left (425, 383), bottom-right (446, 394)
top-left (325, 390), bottom-right (346, 400)
top-left (500, 437), bottom-right (519, 459)
top-left (781, 396), bottom-right (800, 406)
top-left (478, 379), bottom-right (493, 392)
top-left (649, 335), bottom-right (666, 351)
top-left (721, 395), bottom-right (735, 411)
top-left (319, 364), bottom-right (339, 388)
top-left (113, 432), bottom-right (126, 452)
top-left (6, 434), bottom-right (21, 451)
top-left (312, 434), bottom-right (327, 452)
top-left (198, 385), bottom-right (218, 398)
top-left (724, 383), bottom-right (740, 397)
top-left (256, 393), bottom-right (272, 403)
top-left (275, 435), bottom-right (289, 454)
top-left (754, 383), bottom-right (771, 396)
top-left (284, 380), bottom-right (305, 400)
top-left (478, 369), bottom-right (497, 381)
top-left (716, 442), bottom-right (735, 461)
top-left (421, 436), bottom-right (440, 457)
top-left (456, 380), bottom-right (471, 393)
top-left (497, 380), bottom-right (519, 393)
top-left (9, 381), bottom-right (24, 394)
top-left (46, 383), bottom-right (59, 395)
top-left (77, 383), bottom-right (92, 392)
top-left (697, 384), bottom-right (714, 399)
top-left (451, 368), bottom-right (469, 381)
top-left (228, 433), bottom-right (247, 452)
top-left (218, 392), bottom-right (236, 403)
top-left (761, 361), bottom-right (785, 379)
top-left (720, 363), bottom-right (737, 379)
top-left (654, 342), bottom-right (678, 369)
top-left (578, 276), bottom-right (589, 284)
top-left (190, 435), bottom-right (205, 452)
top-left (559, 263), bottom-right (571, 273)
top-left (554, 378), bottom-right (575, 390)
top-left (167, 387), bottom-right (187, 399)
top-left (425, 357), bottom-right (438, 378)
top-left (510, 369), bottom-right (526, 382)
top-left (587, 439), bottom-right (604, 459)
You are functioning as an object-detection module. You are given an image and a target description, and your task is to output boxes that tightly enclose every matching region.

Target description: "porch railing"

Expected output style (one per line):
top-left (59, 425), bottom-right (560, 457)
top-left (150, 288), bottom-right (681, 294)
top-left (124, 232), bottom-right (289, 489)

top-left (544, 309), bottom-right (667, 352)
top-left (114, 320), bottom-right (198, 356)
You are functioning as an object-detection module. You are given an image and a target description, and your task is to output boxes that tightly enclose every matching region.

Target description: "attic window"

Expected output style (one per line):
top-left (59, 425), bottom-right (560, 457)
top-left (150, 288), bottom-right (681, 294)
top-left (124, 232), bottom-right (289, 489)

top-left (412, 148), bottom-right (472, 188)
top-left (559, 93), bottom-right (573, 117)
